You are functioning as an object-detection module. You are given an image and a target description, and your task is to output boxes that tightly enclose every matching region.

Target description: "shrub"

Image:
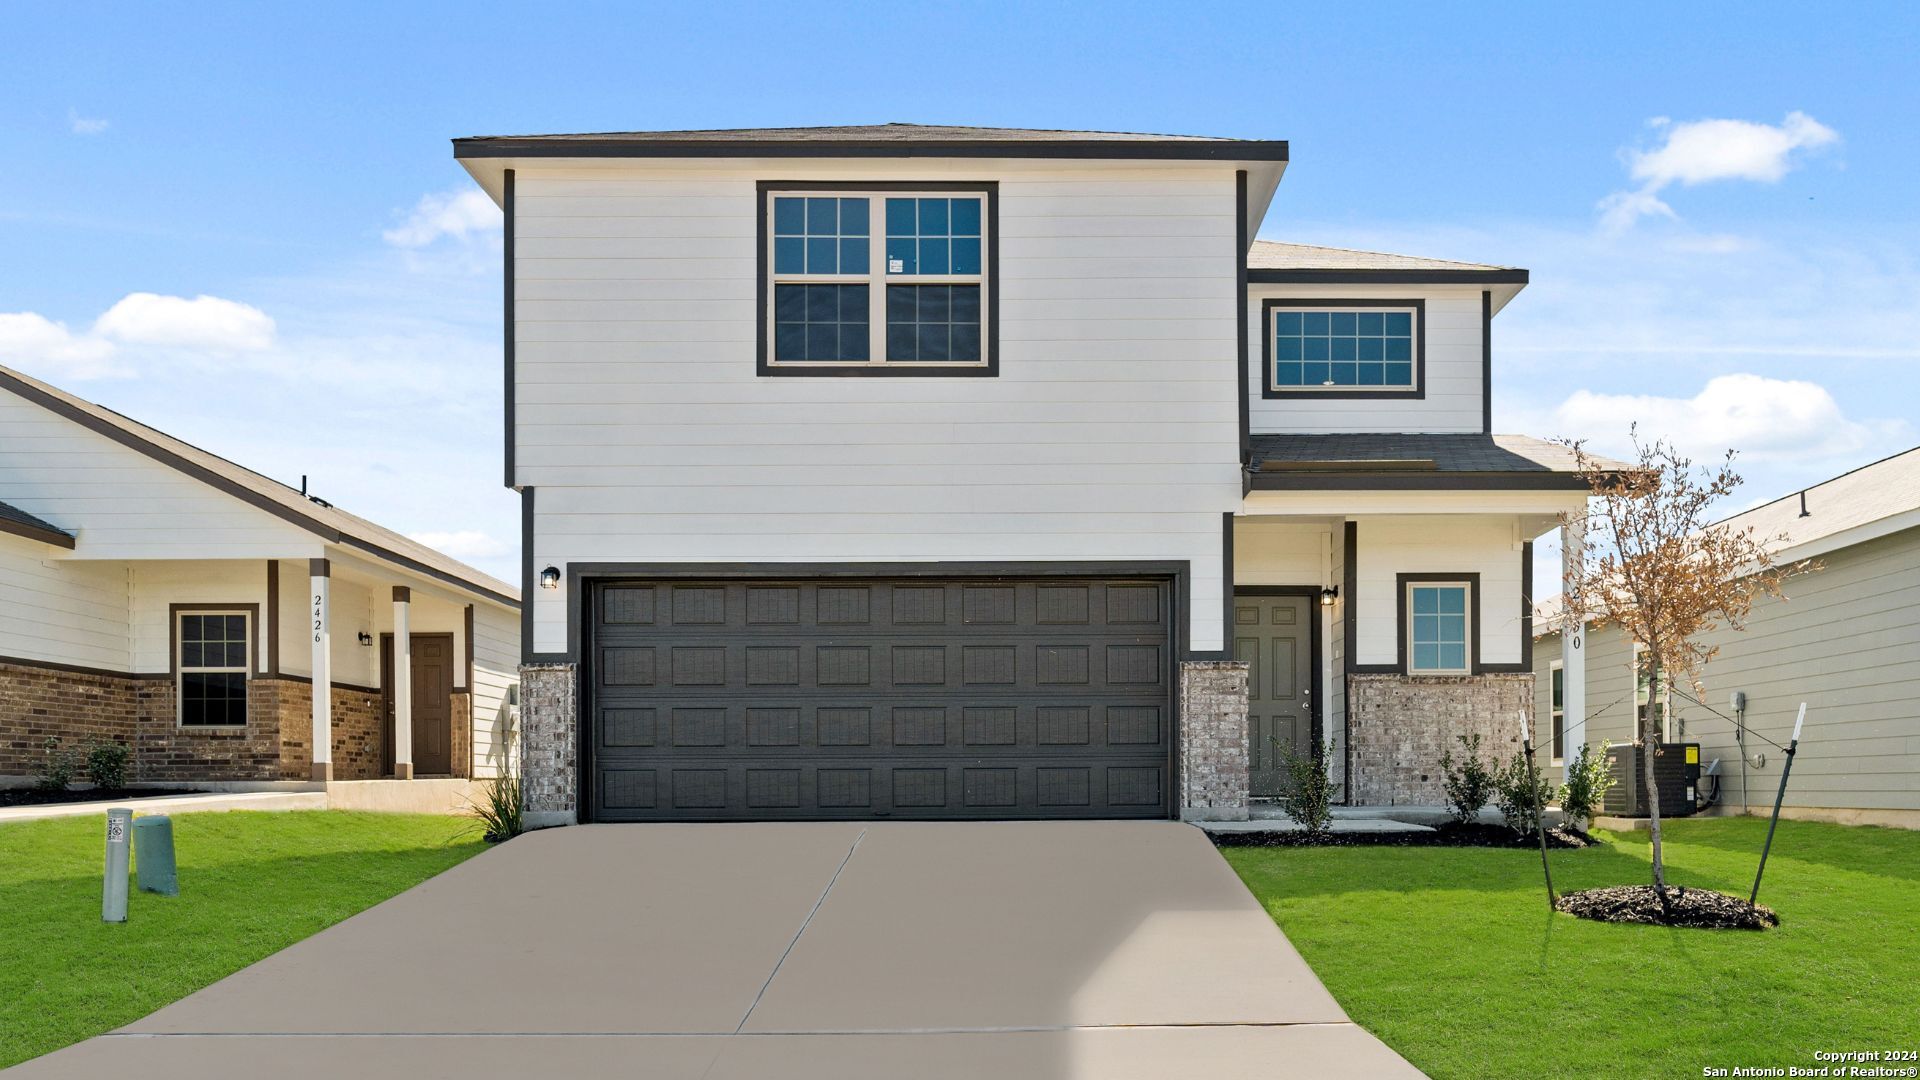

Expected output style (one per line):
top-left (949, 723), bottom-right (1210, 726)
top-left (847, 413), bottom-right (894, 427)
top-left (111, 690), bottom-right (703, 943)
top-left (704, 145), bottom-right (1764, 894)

top-left (1279, 738), bottom-right (1335, 834)
top-left (1438, 734), bottom-right (1495, 824)
top-left (471, 772), bottom-right (523, 843)
top-left (85, 741), bottom-right (131, 790)
top-left (36, 737), bottom-right (79, 792)
top-left (1558, 741), bottom-right (1617, 831)
top-left (1494, 750), bottom-right (1556, 837)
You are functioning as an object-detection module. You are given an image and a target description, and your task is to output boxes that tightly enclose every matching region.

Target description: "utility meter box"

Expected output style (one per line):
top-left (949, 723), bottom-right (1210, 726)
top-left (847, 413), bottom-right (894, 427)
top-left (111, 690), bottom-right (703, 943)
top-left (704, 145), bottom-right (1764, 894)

top-left (1602, 743), bottom-right (1702, 817)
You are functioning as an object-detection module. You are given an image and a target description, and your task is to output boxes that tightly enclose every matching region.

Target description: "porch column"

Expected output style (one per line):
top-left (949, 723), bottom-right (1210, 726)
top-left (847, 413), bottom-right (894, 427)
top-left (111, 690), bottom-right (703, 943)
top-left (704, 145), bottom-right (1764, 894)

top-left (392, 586), bottom-right (413, 779)
top-left (1561, 517), bottom-right (1587, 762)
top-left (309, 558), bottom-right (332, 782)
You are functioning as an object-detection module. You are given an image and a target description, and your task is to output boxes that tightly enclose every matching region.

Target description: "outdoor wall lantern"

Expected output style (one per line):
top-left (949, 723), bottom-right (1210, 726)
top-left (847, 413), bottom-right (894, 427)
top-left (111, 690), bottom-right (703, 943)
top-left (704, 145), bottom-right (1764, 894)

top-left (1318, 586), bottom-right (1339, 607)
top-left (356, 631), bottom-right (373, 646)
top-left (539, 566), bottom-right (562, 590)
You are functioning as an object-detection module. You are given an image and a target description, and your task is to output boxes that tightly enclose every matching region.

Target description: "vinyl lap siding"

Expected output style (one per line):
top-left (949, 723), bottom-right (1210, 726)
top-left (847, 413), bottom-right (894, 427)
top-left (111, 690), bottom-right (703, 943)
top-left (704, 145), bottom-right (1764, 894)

top-left (513, 168), bottom-right (1243, 654)
top-left (469, 602), bottom-right (519, 778)
top-left (0, 540), bottom-right (128, 670)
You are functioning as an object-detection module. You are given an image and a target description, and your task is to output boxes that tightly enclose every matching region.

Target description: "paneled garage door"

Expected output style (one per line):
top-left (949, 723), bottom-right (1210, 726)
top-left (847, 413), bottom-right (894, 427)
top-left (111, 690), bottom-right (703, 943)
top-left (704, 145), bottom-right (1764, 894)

top-left (585, 576), bottom-right (1174, 821)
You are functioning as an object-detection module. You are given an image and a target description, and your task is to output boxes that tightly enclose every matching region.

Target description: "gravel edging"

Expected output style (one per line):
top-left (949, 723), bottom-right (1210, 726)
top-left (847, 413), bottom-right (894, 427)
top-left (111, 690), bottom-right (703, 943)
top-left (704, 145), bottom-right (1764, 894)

top-left (1555, 885), bottom-right (1779, 929)
top-left (1210, 822), bottom-right (1597, 849)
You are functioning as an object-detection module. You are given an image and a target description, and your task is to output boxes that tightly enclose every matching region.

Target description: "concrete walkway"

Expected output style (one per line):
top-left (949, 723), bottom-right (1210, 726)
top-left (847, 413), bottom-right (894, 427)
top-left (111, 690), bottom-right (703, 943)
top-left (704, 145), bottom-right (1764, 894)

top-left (0, 790), bottom-right (324, 823)
top-left (6, 821), bottom-right (1421, 1079)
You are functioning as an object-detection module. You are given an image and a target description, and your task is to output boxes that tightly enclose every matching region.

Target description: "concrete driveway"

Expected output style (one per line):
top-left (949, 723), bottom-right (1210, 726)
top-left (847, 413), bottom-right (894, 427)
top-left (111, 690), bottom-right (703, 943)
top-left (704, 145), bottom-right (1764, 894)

top-left (9, 821), bottom-right (1419, 1079)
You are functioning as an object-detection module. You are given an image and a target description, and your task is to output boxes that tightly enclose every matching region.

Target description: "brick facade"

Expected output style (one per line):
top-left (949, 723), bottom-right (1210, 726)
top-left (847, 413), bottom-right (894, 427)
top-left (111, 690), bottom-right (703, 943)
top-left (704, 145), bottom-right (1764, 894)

top-left (518, 663), bottom-right (578, 822)
top-left (0, 662), bottom-right (143, 778)
top-left (1178, 660), bottom-right (1252, 821)
top-left (1346, 672), bottom-right (1534, 805)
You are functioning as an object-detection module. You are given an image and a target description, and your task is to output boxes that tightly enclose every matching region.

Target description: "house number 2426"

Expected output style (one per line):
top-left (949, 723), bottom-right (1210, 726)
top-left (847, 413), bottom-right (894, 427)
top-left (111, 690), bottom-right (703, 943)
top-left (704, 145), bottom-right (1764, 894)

top-left (313, 595), bottom-right (325, 643)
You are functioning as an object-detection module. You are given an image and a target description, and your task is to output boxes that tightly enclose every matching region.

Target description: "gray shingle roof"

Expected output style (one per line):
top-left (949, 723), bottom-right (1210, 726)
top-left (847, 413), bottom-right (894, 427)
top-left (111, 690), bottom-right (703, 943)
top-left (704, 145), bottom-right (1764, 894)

top-left (462, 122), bottom-right (1240, 144)
top-left (0, 498), bottom-right (73, 547)
top-left (1247, 240), bottom-right (1518, 274)
top-left (1250, 434), bottom-right (1625, 475)
top-left (453, 123), bottom-right (1288, 161)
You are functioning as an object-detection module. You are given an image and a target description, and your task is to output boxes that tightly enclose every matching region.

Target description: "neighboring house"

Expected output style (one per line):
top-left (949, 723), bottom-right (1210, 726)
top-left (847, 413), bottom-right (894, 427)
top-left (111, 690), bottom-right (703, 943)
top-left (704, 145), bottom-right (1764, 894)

top-left (1535, 446), bottom-right (1920, 829)
top-left (0, 364), bottom-right (521, 786)
top-left (454, 122), bottom-right (1621, 826)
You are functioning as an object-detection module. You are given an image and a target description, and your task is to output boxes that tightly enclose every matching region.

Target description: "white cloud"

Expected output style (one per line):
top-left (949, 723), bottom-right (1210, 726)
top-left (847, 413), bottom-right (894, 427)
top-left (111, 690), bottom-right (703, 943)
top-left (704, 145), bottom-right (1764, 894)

top-left (383, 189), bottom-right (501, 248)
top-left (93, 293), bottom-right (275, 351)
top-left (1547, 374), bottom-right (1902, 464)
top-left (407, 530), bottom-right (510, 562)
top-left (0, 312), bottom-right (126, 378)
top-left (1599, 111), bottom-right (1839, 230)
top-left (67, 109), bottom-right (109, 135)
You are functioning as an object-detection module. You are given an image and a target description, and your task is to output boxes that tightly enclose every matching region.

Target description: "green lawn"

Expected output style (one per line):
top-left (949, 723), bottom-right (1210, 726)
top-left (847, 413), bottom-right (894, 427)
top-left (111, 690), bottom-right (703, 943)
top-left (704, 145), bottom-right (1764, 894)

top-left (0, 810), bottom-right (487, 1068)
top-left (1224, 818), bottom-right (1920, 1080)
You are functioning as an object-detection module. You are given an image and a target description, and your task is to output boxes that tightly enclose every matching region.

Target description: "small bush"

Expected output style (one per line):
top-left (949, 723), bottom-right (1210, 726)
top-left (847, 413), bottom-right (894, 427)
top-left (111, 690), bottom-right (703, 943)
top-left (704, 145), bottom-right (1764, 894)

top-left (1558, 741), bottom-right (1616, 831)
top-left (1494, 750), bottom-right (1556, 837)
top-left (1438, 734), bottom-right (1495, 824)
top-left (471, 773), bottom-right (523, 843)
top-left (1279, 738), bottom-right (1335, 834)
top-left (35, 737), bottom-right (79, 792)
top-left (85, 741), bottom-right (131, 790)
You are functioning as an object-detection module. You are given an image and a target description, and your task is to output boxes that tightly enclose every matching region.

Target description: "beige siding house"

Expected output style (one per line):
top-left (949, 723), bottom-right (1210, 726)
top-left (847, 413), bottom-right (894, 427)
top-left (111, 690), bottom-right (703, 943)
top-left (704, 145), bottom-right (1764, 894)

top-left (1535, 447), bottom-right (1920, 828)
top-left (0, 365), bottom-right (521, 791)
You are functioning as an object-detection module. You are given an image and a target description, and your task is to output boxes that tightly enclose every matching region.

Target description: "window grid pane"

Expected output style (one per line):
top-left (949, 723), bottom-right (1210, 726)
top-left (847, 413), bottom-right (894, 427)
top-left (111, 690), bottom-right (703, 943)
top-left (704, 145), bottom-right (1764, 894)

top-left (886, 285), bottom-right (981, 362)
top-left (775, 284), bottom-right (870, 362)
top-left (180, 612), bottom-right (249, 726)
top-left (885, 197), bottom-right (984, 277)
top-left (773, 196), bottom-right (870, 275)
top-left (1408, 585), bottom-right (1468, 672)
top-left (1273, 308), bottom-right (1414, 388)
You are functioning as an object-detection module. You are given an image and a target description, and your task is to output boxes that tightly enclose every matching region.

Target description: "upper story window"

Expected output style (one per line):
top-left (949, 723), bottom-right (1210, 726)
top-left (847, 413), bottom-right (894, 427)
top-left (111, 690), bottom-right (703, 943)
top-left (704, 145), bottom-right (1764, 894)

top-left (177, 610), bottom-right (251, 727)
top-left (1406, 581), bottom-right (1470, 674)
top-left (1262, 299), bottom-right (1424, 400)
top-left (760, 183), bottom-right (997, 377)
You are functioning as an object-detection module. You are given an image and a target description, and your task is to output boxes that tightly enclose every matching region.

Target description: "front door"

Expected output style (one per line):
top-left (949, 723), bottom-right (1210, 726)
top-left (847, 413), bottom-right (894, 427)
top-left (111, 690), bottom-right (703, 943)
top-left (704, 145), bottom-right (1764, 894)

top-left (383, 633), bottom-right (455, 776)
top-left (1235, 592), bottom-right (1314, 800)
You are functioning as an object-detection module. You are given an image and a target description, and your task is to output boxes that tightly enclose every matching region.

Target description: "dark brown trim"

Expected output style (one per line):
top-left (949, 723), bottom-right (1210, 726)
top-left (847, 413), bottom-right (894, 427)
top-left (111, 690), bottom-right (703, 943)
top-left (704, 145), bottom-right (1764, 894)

top-left (464, 603), bottom-right (475, 693)
top-left (168, 603), bottom-right (263, 729)
top-left (1232, 585), bottom-right (1326, 762)
top-left (455, 137), bottom-right (1289, 162)
top-left (0, 654), bottom-right (171, 680)
top-left (1480, 289), bottom-right (1493, 434)
top-left (392, 585), bottom-right (411, 603)
top-left (503, 168), bottom-right (516, 490)
top-left (1249, 471), bottom-right (1595, 491)
top-left (265, 560), bottom-right (280, 676)
top-left (1220, 512), bottom-right (1236, 657)
top-left (1247, 268), bottom-right (1528, 285)
top-left (1259, 298), bottom-right (1426, 401)
top-left (0, 515), bottom-right (75, 549)
top-left (333, 535), bottom-right (520, 609)
top-left (309, 558), bottom-right (330, 578)
top-left (754, 181), bottom-right (999, 378)
top-left (1235, 170), bottom-right (1250, 468)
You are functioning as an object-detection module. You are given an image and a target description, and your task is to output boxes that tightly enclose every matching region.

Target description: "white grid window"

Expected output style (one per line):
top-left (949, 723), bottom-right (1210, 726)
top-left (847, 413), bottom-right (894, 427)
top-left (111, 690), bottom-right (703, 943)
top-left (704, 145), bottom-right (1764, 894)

top-left (178, 611), bottom-right (250, 727)
top-left (1407, 582), bottom-right (1470, 674)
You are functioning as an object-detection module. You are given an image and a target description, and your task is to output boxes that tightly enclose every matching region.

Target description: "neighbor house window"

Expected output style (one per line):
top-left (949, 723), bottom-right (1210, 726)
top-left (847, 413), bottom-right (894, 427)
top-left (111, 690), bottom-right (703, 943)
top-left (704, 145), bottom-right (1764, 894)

top-left (1548, 660), bottom-right (1566, 764)
top-left (1634, 643), bottom-right (1672, 741)
top-left (1407, 582), bottom-right (1470, 674)
top-left (178, 611), bottom-right (250, 727)
top-left (762, 184), bottom-right (994, 374)
top-left (1263, 301), bottom-right (1422, 398)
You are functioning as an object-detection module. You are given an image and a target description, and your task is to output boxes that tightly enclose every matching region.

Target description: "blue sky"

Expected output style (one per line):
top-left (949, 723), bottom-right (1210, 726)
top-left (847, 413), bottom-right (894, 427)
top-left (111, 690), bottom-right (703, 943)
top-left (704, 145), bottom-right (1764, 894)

top-left (3, 2), bottom-right (1916, 585)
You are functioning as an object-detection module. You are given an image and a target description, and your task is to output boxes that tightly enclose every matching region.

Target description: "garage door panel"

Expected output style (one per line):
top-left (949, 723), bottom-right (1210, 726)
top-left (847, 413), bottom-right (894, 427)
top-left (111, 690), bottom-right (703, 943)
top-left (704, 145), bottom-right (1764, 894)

top-left (587, 577), bottom-right (1173, 821)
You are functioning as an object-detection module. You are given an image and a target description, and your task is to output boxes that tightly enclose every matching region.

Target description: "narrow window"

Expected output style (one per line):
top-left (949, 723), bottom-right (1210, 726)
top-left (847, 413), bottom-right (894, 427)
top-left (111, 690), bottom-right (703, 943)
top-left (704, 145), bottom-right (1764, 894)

top-left (1407, 583), bottom-right (1470, 674)
top-left (1548, 660), bottom-right (1566, 764)
top-left (178, 611), bottom-right (250, 727)
top-left (1263, 301), bottom-right (1423, 398)
top-left (762, 185), bottom-right (994, 374)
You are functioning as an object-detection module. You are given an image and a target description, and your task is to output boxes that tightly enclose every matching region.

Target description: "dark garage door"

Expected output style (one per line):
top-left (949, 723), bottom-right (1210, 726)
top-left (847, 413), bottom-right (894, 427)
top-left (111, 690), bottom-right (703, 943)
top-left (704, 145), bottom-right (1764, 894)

top-left (586, 576), bottom-right (1174, 821)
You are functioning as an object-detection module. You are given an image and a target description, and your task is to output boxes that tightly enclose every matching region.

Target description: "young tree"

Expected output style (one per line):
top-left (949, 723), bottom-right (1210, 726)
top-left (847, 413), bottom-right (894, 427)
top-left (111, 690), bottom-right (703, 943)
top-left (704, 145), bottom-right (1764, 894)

top-left (1561, 431), bottom-right (1811, 893)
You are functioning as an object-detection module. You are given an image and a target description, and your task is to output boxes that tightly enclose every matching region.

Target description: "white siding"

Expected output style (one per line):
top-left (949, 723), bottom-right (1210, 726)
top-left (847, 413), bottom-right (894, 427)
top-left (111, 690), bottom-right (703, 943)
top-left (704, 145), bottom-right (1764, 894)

top-left (1353, 516), bottom-right (1526, 667)
top-left (1246, 284), bottom-right (1485, 435)
top-left (128, 561), bottom-right (276, 676)
top-left (470, 603), bottom-right (520, 779)
top-left (0, 540), bottom-right (128, 670)
top-left (1232, 518), bottom-right (1327, 585)
top-left (514, 164), bottom-right (1244, 653)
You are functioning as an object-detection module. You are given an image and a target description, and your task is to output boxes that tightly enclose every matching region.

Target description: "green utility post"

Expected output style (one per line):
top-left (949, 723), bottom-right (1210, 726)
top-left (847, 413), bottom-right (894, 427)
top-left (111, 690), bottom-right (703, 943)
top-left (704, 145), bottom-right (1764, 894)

top-left (134, 815), bottom-right (178, 896)
top-left (103, 807), bottom-right (131, 923)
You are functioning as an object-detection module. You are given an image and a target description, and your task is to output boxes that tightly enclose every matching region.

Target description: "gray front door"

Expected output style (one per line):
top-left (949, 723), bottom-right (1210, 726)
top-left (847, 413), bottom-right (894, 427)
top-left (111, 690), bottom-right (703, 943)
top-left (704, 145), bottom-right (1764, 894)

top-left (1236, 592), bottom-right (1313, 800)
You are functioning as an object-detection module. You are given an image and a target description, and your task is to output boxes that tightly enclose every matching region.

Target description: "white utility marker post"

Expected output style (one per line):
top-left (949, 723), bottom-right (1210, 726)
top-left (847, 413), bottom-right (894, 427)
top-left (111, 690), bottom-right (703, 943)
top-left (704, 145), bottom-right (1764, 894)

top-left (310, 558), bottom-right (332, 782)
top-left (1560, 515), bottom-right (1587, 763)
top-left (392, 585), bottom-right (414, 779)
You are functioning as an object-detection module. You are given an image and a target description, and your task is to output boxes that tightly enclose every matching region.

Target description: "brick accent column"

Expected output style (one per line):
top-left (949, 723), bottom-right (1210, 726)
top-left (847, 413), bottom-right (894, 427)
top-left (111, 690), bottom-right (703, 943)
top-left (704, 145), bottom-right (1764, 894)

top-left (519, 663), bottom-right (578, 827)
top-left (1178, 660), bottom-right (1251, 822)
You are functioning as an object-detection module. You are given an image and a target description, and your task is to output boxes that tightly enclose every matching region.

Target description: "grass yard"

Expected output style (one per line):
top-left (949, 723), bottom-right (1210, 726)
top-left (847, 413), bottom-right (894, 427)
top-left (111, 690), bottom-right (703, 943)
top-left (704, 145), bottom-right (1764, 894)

top-left (1224, 818), bottom-right (1920, 1080)
top-left (0, 810), bottom-right (486, 1069)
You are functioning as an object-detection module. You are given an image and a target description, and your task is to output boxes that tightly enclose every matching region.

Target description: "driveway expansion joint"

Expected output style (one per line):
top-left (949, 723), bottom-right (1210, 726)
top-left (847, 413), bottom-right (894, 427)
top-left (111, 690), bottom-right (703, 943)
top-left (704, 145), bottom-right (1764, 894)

top-left (732, 825), bottom-right (868, 1035)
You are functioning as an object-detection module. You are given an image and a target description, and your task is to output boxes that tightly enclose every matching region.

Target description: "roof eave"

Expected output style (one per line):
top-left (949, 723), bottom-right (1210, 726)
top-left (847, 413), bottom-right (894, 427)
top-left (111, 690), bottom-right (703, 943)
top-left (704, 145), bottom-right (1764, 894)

top-left (452, 137), bottom-right (1289, 162)
top-left (0, 516), bottom-right (76, 550)
top-left (1247, 268), bottom-right (1529, 285)
top-left (1247, 471), bottom-right (1594, 492)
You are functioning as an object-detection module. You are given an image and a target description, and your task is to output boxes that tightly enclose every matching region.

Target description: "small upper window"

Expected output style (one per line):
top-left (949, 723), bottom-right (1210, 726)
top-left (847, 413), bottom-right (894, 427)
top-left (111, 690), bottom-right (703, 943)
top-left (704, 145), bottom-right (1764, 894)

top-left (1407, 583), bottom-right (1470, 674)
top-left (1264, 301), bottom-right (1422, 397)
top-left (1548, 661), bottom-right (1566, 764)
top-left (178, 611), bottom-right (250, 727)
top-left (763, 185), bottom-right (994, 375)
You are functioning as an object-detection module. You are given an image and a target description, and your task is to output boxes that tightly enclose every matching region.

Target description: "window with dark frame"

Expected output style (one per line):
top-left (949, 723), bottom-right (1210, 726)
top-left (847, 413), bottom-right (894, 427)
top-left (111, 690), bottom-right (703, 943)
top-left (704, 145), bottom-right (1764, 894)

top-left (1262, 299), bottom-right (1424, 398)
top-left (763, 185), bottom-right (993, 373)
top-left (1406, 582), bottom-right (1470, 674)
top-left (178, 611), bottom-right (249, 727)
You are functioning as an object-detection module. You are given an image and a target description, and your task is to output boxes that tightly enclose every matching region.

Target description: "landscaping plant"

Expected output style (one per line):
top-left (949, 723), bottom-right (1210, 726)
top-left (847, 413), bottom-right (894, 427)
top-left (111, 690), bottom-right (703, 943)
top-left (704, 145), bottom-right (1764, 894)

top-left (1557, 741), bottom-right (1615, 832)
top-left (35, 737), bottom-right (78, 792)
top-left (1493, 750), bottom-right (1555, 838)
top-left (84, 741), bottom-right (131, 791)
top-left (1279, 738), bottom-right (1335, 834)
top-left (1562, 432), bottom-right (1812, 907)
top-left (470, 766), bottom-right (523, 843)
top-left (1438, 733), bottom-right (1495, 824)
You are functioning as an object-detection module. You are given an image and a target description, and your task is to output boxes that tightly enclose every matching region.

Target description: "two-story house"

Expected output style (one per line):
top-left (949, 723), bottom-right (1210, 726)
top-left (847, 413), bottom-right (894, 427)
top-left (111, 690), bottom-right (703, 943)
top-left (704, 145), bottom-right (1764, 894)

top-left (454, 123), bottom-right (1613, 826)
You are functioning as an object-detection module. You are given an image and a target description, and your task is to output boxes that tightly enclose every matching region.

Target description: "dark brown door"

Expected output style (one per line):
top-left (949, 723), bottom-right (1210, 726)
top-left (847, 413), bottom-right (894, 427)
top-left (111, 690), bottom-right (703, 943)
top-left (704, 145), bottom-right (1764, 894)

top-left (586, 577), bottom-right (1174, 822)
top-left (1236, 592), bottom-right (1313, 800)
top-left (383, 633), bottom-right (455, 776)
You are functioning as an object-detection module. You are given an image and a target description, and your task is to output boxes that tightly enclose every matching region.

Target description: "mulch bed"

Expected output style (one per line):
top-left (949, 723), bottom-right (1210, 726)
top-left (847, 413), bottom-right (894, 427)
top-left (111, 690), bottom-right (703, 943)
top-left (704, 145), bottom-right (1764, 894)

top-left (0, 787), bottom-right (206, 808)
top-left (1211, 821), bottom-right (1597, 849)
top-left (1555, 885), bottom-right (1779, 929)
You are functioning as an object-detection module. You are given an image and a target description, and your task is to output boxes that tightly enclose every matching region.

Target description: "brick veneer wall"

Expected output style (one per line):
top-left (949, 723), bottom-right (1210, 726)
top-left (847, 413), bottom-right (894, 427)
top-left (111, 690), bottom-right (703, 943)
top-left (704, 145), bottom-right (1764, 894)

top-left (450, 691), bottom-right (472, 779)
top-left (1178, 660), bottom-right (1252, 822)
top-left (248, 678), bottom-right (385, 781)
top-left (1346, 672), bottom-right (1535, 806)
top-left (0, 661), bottom-right (143, 778)
top-left (519, 663), bottom-right (578, 822)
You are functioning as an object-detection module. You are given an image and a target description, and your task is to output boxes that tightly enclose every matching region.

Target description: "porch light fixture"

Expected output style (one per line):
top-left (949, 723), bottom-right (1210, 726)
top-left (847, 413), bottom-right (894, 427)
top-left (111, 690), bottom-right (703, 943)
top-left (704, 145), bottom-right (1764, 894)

top-left (356, 632), bottom-right (373, 646)
top-left (539, 565), bottom-right (562, 590)
top-left (1319, 586), bottom-right (1339, 607)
